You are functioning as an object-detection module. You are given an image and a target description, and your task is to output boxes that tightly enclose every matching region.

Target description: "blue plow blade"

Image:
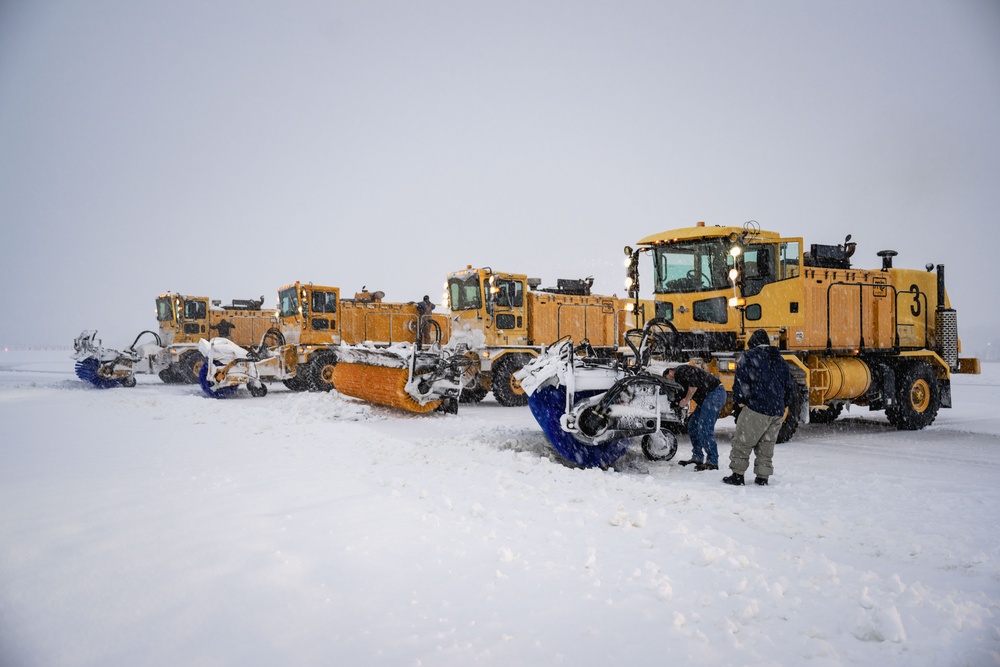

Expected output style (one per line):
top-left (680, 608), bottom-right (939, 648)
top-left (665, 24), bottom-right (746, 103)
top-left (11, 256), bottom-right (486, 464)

top-left (199, 362), bottom-right (239, 399)
top-left (527, 384), bottom-right (631, 468)
top-left (74, 358), bottom-right (123, 389)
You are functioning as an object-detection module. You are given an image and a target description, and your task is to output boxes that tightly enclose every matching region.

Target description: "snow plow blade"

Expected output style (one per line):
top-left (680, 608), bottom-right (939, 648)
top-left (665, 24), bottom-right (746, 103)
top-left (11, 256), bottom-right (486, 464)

top-left (197, 331), bottom-right (293, 399)
top-left (330, 344), bottom-right (469, 414)
top-left (72, 329), bottom-right (161, 389)
top-left (333, 363), bottom-right (440, 413)
top-left (527, 384), bottom-right (631, 468)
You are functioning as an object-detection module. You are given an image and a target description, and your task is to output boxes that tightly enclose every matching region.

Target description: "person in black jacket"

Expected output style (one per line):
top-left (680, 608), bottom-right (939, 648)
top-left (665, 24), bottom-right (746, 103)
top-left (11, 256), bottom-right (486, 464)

top-left (666, 363), bottom-right (727, 471)
top-left (723, 329), bottom-right (797, 486)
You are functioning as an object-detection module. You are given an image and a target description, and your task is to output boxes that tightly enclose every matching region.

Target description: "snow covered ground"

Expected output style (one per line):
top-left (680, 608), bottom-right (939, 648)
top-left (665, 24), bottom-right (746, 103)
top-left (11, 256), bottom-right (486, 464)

top-left (1, 349), bottom-right (998, 667)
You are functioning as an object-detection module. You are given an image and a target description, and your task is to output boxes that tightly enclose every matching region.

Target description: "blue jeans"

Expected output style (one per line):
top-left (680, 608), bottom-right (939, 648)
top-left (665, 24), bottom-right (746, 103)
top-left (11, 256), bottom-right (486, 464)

top-left (687, 385), bottom-right (727, 466)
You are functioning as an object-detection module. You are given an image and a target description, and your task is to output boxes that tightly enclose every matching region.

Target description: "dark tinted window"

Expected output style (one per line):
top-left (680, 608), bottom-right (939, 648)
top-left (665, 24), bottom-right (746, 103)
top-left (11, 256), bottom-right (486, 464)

top-left (693, 297), bottom-right (728, 324)
top-left (312, 291), bottom-right (337, 314)
top-left (184, 300), bottom-right (206, 320)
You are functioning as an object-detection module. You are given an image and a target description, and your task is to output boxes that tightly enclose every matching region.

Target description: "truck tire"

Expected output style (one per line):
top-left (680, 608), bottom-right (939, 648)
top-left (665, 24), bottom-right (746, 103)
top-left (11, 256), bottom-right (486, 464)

top-left (641, 430), bottom-right (678, 461)
top-left (179, 350), bottom-right (206, 384)
top-left (308, 352), bottom-right (338, 392)
top-left (886, 361), bottom-right (940, 430)
top-left (491, 354), bottom-right (531, 407)
top-left (159, 367), bottom-right (182, 384)
top-left (809, 404), bottom-right (843, 424)
top-left (459, 355), bottom-right (488, 403)
top-left (283, 375), bottom-right (309, 392)
top-left (459, 379), bottom-right (489, 404)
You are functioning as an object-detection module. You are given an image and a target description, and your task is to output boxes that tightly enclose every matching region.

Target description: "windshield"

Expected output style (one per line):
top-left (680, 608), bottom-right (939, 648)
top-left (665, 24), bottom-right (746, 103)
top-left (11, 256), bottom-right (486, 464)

top-left (448, 274), bottom-right (482, 311)
top-left (155, 297), bottom-right (173, 322)
top-left (278, 287), bottom-right (299, 318)
top-left (652, 239), bottom-right (734, 293)
top-left (183, 299), bottom-right (206, 320)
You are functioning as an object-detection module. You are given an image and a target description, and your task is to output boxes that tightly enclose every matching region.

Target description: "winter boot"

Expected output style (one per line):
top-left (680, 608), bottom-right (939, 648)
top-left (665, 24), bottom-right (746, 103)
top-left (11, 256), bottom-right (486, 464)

top-left (695, 463), bottom-right (719, 471)
top-left (678, 459), bottom-right (701, 467)
top-left (722, 472), bottom-right (745, 486)
top-left (754, 476), bottom-right (769, 486)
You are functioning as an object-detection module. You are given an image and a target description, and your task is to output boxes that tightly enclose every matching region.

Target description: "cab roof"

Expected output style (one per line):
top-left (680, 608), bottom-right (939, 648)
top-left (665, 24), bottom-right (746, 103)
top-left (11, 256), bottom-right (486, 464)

top-left (636, 224), bottom-right (781, 246)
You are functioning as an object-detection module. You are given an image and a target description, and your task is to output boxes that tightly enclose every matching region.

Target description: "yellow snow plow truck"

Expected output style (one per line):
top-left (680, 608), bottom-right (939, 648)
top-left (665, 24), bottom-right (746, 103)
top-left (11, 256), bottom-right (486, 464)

top-left (444, 267), bottom-right (638, 406)
top-left (623, 221), bottom-right (980, 442)
top-left (275, 282), bottom-right (452, 393)
top-left (152, 293), bottom-right (277, 383)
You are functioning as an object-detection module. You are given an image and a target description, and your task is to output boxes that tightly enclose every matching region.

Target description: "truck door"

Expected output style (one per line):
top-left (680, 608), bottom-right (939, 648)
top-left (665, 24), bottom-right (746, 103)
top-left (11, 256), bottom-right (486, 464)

top-left (490, 275), bottom-right (527, 345)
top-left (308, 287), bottom-right (340, 343)
top-left (182, 297), bottom-right (208, 337)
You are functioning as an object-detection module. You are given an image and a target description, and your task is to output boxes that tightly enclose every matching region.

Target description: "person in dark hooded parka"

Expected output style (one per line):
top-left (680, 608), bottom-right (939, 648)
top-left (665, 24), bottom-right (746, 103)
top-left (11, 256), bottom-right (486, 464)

top-left (723, 329), bottom-right (797, 486)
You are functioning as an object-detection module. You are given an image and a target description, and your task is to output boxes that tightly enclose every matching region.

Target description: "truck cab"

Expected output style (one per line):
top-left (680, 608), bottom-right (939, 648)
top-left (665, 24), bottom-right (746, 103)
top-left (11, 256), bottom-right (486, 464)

top-left (630, 225), bottom-right (803, 352)
top-left (277, 283), bottom-right (341, 346)
top-left (446, 268), bottom-right (528, 349)
top-left (155, 293), bottom-right (210, 346)
top-left (445, 266), bottom-right (632, 406)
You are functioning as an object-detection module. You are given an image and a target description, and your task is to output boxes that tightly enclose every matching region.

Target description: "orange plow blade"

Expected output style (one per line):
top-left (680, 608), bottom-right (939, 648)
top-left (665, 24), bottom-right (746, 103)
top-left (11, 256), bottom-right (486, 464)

top-left (332, 362), bottom-right (441, 413)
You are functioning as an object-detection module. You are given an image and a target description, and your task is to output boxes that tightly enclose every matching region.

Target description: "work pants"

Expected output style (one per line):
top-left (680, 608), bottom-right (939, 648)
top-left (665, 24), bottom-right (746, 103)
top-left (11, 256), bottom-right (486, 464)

top-left (729, 406), bottom-right (783, 478)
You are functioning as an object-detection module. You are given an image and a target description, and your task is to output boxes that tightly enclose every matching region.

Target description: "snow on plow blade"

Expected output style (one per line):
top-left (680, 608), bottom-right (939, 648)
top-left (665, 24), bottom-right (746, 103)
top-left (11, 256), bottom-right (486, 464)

top-left (516, 322), bottom-right (687, 468)
top-left (331, 344), bottom-right (469, 414)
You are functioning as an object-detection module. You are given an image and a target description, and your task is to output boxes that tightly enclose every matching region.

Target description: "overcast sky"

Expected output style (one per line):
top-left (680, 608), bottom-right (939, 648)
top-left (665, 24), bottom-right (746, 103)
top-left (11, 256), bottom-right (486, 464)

top-left (2, 1), bottom-right (998, 354)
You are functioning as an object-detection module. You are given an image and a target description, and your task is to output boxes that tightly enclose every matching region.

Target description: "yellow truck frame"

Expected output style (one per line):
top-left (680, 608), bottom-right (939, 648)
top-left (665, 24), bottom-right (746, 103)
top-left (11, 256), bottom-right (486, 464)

top-left (444, 267), bottom-right (637, 406)
top-left (626, 222), bottom-right (980, 441)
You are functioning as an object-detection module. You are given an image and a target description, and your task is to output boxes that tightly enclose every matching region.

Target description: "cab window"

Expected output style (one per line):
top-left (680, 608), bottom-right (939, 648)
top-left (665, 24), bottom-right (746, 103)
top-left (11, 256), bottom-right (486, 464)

top-left (156, 297), bottom-right (173, 322)
top-left (448, 275), bottom-right (482, 311)
top-left (779, 241), bottom-right (800, 279)
top-left (183, 300), bottom-right (206, 320)
top-left (279, 288), bottom-right (299, 317)
top-left (494, 279), bottom-right (523, 308)
top-left (311, 290), bottom-right (337, 314)
top-left (743, 246), bottom-right (774, 297)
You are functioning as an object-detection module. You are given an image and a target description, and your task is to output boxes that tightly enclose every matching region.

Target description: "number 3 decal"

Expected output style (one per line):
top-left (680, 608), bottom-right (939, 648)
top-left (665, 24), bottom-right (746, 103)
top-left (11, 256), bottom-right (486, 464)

top-left (909, 284), bottom-right (921, 317)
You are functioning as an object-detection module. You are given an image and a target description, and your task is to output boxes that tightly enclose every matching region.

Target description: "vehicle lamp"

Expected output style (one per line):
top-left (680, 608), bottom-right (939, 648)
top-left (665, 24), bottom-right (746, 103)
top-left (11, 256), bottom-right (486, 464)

top-left (728, 297), bottom-right (746, 307)
top-left (625, 302), bottom-right (634, 312)
top-left (625, 276), bottom-right (634, 289)
top-left (730, 246), bottom-right (742, 257)
top-left (728, 268), bottom-right (739, 281)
